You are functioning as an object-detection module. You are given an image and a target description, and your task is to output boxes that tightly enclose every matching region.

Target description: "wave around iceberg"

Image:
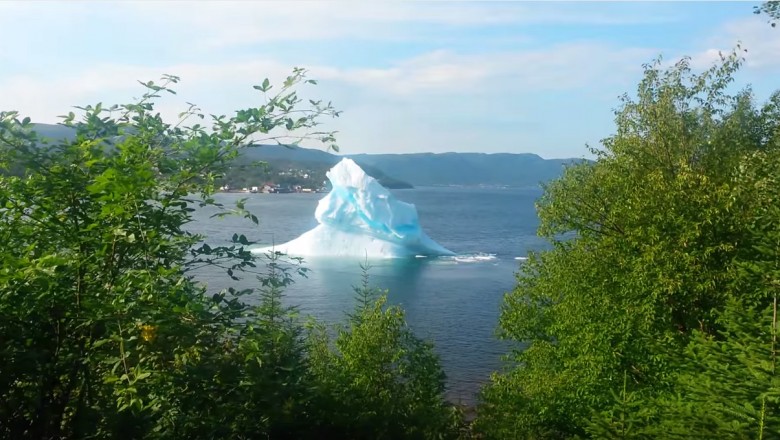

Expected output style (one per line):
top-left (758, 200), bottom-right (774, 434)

top-left (251, 158), bottom-right (455, 259)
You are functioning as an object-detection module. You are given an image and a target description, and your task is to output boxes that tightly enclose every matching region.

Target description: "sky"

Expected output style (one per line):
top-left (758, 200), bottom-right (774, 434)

top-left (0, 1), bottom-right (778, 159)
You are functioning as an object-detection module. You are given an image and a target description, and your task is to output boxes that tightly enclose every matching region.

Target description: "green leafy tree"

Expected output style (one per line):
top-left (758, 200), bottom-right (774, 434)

top-left (165, 251), bottom-right (317, 439)
top-left (0, 69), bottom-right (339, 438)
top-left (643, 149), bottom-right (780, 439)
top-left (476, 49), bottom-right (780, 438)
top-left (755, 1), bottom-right (780, 27)
top-left (0, 68), bottom-right (464, 440)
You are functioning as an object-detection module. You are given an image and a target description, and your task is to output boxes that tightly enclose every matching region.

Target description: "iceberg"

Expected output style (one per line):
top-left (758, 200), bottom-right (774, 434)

top-left (252, 158), bottom-right (454, 258)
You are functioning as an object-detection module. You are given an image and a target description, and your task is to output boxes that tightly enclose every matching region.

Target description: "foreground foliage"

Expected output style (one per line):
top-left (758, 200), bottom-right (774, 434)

top-left (308, 268), bottom-right (463, 439)
top-left (756, 1), bottom-right (780, 27)
top-left (5, 32), bottom-right (780, 440)
top-left (0, 73), bottom-right (458, 439)
top-left (476, 49), bottom-right (780, 438)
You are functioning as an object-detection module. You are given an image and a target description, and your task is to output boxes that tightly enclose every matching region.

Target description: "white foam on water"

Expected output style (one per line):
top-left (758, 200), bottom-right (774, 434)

top-left (441, 253), bottom-right (499, 263)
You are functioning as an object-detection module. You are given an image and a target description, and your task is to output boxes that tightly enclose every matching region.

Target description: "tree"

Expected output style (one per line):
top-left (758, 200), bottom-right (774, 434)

top-left (0, 68), bottom-right (463, 439)
top-left (646, 299), bottom-right (780, 439)
top-left (164, 251), bottom-right (318, 439)
top-left (0, 70), bottom-right (339, 438)
top-left (642, 149), bottom-right (780, 439)
top-left (307, 266), bottom-right (462, 439)
top-left (475, 49), bottom-right (780, 438)
top-left (755, 1), bottom-right (780, 27)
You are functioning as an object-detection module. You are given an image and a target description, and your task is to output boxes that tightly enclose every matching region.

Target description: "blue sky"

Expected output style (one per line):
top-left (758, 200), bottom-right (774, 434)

top-left (1, 1), bottom-right (778, 158)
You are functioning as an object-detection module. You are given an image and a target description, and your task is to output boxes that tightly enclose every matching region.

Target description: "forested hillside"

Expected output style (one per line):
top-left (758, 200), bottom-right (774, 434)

top-left (26, 124), bottom-right (574, 189)
top-left (349, 152), bottom-right (578, 187)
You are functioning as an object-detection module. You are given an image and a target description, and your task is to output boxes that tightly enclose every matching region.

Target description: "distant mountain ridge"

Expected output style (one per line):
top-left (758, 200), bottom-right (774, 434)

top-left (244, 145), bottom-right (580, 188)
top-left (28, 123), bottom-right (579, 187)
top-left (30, 123), bottom-right (77, 141)
top-left (347, 152), bottom-right (578, 187)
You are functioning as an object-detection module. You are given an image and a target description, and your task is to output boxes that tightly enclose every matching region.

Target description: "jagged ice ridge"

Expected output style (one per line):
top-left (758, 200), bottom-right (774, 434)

top-left (251, 158), bottom-right (454, 258)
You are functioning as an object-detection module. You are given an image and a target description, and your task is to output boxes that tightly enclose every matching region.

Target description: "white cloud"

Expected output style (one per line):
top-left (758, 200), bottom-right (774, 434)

top-left (690, 16), bottom-right (780, 71)
top-left (0, 38), bottom-right (656, 122)
top-left (0, 37), bottom-right (654, 159)
top-left (323, 43), bottom-right (654, 97)
top-left (21, 1), bottom-right (679, 49)
top-left (1, 1), bottom-right (772, 159)
top-left (0, 59), bottom-right (308, 122)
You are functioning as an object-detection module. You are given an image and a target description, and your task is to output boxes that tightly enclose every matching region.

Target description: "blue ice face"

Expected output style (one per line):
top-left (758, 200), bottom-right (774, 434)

top-left (252, 158), bottom-right (454, 258)
top-left (317, 185), bottom-right (422, 244)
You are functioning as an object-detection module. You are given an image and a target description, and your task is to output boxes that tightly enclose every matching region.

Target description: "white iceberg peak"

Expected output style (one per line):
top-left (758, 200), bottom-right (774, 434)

top-left (252, 158), bottom-right (454, 258)
top-left (322, 157), bottom-right (371, 189)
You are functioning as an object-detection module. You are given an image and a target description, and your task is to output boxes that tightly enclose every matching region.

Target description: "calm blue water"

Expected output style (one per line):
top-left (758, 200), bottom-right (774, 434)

top-left (190, 186), bottom-right (547, 404)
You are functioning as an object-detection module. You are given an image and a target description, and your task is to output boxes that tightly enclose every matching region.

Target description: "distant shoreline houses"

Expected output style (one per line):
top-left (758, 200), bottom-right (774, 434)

top-left (219, 166), bottom-right (329, 194)
top-left (218, 182), bottom-right (328, 194)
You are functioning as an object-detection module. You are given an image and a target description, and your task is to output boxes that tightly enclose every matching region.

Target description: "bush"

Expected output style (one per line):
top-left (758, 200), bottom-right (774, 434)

top-left (307, 265), bottom-right (463, 439)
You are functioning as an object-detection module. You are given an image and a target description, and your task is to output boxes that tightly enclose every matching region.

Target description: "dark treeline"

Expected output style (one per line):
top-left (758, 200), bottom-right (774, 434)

top-left (2, 7), bottom-right (780, 438)
top-left (219, 156), bottom-right (414, 191)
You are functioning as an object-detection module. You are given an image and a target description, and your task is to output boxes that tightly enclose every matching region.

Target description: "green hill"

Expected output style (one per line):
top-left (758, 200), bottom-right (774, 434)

top-left (24, 124), bottom-right (580, 188)
top-left (348, 152), bottom-right (580, 187)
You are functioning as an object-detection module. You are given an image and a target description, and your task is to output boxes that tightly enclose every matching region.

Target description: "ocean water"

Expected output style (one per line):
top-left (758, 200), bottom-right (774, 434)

top-left (190, 186), bottom-right (548, 404)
